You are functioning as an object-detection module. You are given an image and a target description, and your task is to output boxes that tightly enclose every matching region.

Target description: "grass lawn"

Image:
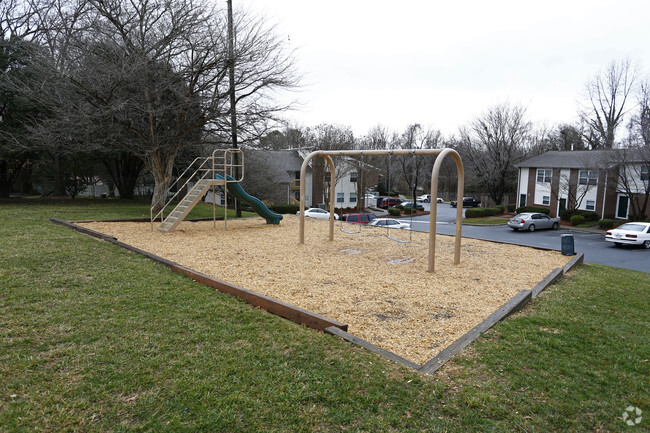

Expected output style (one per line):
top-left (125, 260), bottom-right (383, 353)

top-left (1, 200), bottom-right (648, 432)
top-left (462, 217), bottom-right (508, 225)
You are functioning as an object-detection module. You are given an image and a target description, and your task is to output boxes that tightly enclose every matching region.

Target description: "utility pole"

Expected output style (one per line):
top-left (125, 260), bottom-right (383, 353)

top-left (227, 0), bottom-right (241, 216)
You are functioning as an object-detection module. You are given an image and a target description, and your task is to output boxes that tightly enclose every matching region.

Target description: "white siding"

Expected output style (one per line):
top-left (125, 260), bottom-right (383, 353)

top-left (518, 168), bottom-right (529, 203)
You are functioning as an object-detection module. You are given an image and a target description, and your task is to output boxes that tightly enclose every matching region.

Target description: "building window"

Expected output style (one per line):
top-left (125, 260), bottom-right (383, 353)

top-left (537, 168), bottom-right (552, 183)
top-left (542, 195), bottom-right (550, 205)
top-left (350, 192), bottom-right (357, 203)
top-left (578, 170), bottom-right (598, 186)
top-left (350, 171), bottom-right (358, 182)
top-left (641, 165), bottom-right (650, 181)
top-left (585, 200), bottom-right (595, 211)
top-left (336, 192), bottom-right (344, 203)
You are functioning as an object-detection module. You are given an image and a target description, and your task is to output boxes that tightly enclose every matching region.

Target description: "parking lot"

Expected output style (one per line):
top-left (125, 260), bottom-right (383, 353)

top-left (407, 203), bottom-right (648, 274)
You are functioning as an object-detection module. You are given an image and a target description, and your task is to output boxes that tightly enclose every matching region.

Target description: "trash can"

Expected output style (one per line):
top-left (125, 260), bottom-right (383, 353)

top-left (561, 234), bottom-right (575, 256)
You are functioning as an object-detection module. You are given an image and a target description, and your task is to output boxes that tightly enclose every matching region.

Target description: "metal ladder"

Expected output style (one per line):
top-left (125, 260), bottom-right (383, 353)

top-left (151, 149), bottom-right (244, 233)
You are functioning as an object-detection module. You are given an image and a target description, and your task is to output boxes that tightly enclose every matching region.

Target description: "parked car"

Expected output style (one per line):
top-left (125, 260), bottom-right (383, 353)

top-left (507, 212), bottom-right (560, 232)
top-left (297, 208), bottom-right (339, 220)
top-left (417, 194), bottom-right (431, 203)
top-left (375, 196), bottom-right (389, 208)
top-left (450, 197), bottom-right (481, 208)
top-left (436, 197), bottom-right (444, 203)
top-left (605, 222), bottom-right (650, 248)
top-left (368, 218), bottom-right (411, 229)
top-left (342, 213), bottom-right (377, 224)
top-left (400, 201), bottom-right (416, 209)
top-left (380, 197), bottom-right (402, 209)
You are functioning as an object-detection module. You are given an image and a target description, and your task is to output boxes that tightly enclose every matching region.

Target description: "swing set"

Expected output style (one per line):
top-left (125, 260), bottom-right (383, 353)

top-left (298, 148), bottom-right (464, 273)
top-left (337, 152), bottom-right (414, 243)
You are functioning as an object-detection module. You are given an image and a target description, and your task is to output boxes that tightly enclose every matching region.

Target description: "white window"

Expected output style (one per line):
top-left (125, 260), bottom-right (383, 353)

top-left (586, 200), bottom-right (595, 211)
top-left (350, 192), bottom-right (357, 203)
top-left (350, 171), bottom-right (358, 182)
top-left (578, 170), bottom-right (598, 186)
top-left (542, 195), bottom-right (550, 205)
top-left (537, 169), bottom-right (552, 183)
top-left (336, 192), bottom-right (344, 203)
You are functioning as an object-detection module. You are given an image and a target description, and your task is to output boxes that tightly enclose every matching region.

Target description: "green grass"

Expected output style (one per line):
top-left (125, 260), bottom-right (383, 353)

top-left (1, 199), bottom-right (648, 432)
top-left (462, 217), bottom-right (508, 225)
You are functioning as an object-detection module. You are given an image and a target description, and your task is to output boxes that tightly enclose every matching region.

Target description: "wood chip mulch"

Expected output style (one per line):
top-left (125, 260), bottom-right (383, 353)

top-left (79, 216), bottom-right (570, 365)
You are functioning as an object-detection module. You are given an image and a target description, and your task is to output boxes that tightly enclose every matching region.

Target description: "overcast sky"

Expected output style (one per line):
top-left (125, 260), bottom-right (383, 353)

top-left (247, 0), bottom-right (650, 138)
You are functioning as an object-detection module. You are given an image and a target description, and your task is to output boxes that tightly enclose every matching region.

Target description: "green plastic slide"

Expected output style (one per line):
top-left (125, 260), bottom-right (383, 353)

top-left (215, 174), bottom-right (282, 224)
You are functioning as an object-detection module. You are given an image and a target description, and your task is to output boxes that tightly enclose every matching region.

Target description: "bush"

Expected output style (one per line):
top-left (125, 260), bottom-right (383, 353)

top-left (506, 204), bottom-right (516, 213)
top-left (516, 206), bottom-right (550, 215)
top-left (269, 204), bottom-right (300, 214)
top-left (465, 208), bottom-right (487, 218)
top-left (495, 205), bottom-right (506, 214)
top-left (388, 207), bottom-right (401, 216)
top-left (580, 211), bottom-right (599, 222)
top-left (570, 215), bottom-right (585, 226)
top-left (598, 219), bottom-right (614, 229)
top-left (402, 207), bottom-right (416, 215)
top-left (559, 209), bottom-right (570, 221)
top-left (483, 207), bottom-right (501, 217)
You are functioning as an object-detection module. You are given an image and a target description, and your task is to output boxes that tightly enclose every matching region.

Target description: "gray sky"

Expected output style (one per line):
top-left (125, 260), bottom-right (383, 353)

top-left (248, 0), bottom-right (650, 137)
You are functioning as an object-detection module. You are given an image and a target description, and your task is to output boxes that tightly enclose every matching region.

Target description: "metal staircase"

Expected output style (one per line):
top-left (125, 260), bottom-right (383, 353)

top-left (151, 149), bottom-right (243, 233)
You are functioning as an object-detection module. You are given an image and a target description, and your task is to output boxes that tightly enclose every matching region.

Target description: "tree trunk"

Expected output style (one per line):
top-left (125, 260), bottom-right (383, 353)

top-left (149, 151), bottom-right (175, 214)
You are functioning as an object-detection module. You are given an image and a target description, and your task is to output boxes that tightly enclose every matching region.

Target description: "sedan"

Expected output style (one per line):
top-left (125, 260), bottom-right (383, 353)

top-left (605, 222), bottom-right (650, 248)
top-left (368, 218), bottom-right (411, 229)
top-left (507, 212), bottom-right (560, 232)
top-left (297, 208), bottom-right (339, 220)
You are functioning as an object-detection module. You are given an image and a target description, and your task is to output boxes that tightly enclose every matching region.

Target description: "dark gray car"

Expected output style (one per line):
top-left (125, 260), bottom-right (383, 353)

top-left (507, 212), bottom-right (560, 232)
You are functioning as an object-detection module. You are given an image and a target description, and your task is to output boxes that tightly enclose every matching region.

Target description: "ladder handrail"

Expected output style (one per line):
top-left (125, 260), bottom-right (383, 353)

top-left (151, 157), bottom-right (213, 223)
top-left (150, 149), bottom-right (245, 227)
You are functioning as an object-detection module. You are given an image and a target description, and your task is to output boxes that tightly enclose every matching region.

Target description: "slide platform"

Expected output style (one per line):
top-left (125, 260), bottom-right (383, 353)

top-left (215, 174), bottom-right (283, 224)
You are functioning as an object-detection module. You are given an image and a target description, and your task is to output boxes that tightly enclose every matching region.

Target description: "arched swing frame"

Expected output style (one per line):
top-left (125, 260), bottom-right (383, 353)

top-left (298, 148), bottom-right (464, 272)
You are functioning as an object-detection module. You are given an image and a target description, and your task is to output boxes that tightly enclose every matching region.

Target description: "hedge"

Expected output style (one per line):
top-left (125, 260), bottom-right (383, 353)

top-left (269, 204), bottom-right (300, 214)
top-left (516, 206), bottom-right (550, 215)
top-left (465, 208), bottom-right (487, 218)
top-left (483, 207), bottom-right (502, 217)
top-left (570, 215), bottom-right (586, 226)
top-left (598, 219), bottom-right (614, 229)
top-left (388, 207), bottom-right (402, 216)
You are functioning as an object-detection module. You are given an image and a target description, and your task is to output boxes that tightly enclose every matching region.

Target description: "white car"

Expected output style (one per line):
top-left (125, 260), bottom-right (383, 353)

top-left (605, 222), bottom-right (650, 248)
top-left (368, 218), bottom-right (410, 229)
top-left (297, 208), bottom-right (339, 220)
top-left (417, 194), bottom-right (443, 203)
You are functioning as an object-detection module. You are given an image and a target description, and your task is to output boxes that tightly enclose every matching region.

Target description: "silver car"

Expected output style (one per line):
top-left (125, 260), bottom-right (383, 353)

top-left (507, 212), bottom-right (560, 232)
top-left (368, 218), bottom-right (411, 229)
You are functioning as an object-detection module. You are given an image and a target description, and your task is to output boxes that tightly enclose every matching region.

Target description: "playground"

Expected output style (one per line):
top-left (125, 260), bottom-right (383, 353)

top-left (79, 216), bottom-right (571, 365)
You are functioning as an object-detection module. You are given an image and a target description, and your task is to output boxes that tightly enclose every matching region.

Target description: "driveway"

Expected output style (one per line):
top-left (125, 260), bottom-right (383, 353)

top-left (408, 204), bottom-right (648, 273)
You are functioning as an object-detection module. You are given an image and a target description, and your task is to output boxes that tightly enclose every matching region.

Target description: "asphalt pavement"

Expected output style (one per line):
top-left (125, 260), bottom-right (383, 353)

top-left (401, 203), bottom-right (649, 274)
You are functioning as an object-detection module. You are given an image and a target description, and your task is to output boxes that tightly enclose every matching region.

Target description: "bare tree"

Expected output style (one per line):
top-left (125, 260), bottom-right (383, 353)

top-left (613, 80), bottom-right (650, 219)
top-left (459, 102), bottom-right (531, 205)
top-left (302, 123), bottom-right (355, 208)
top-left (3, 0), bottom-right (298, 207)
top-left (394, 124), bottom-right (440, 203)
top-left (608, 147), bottom-right (650, 220)
top-left (580, 59), bottom-right (638, 149)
